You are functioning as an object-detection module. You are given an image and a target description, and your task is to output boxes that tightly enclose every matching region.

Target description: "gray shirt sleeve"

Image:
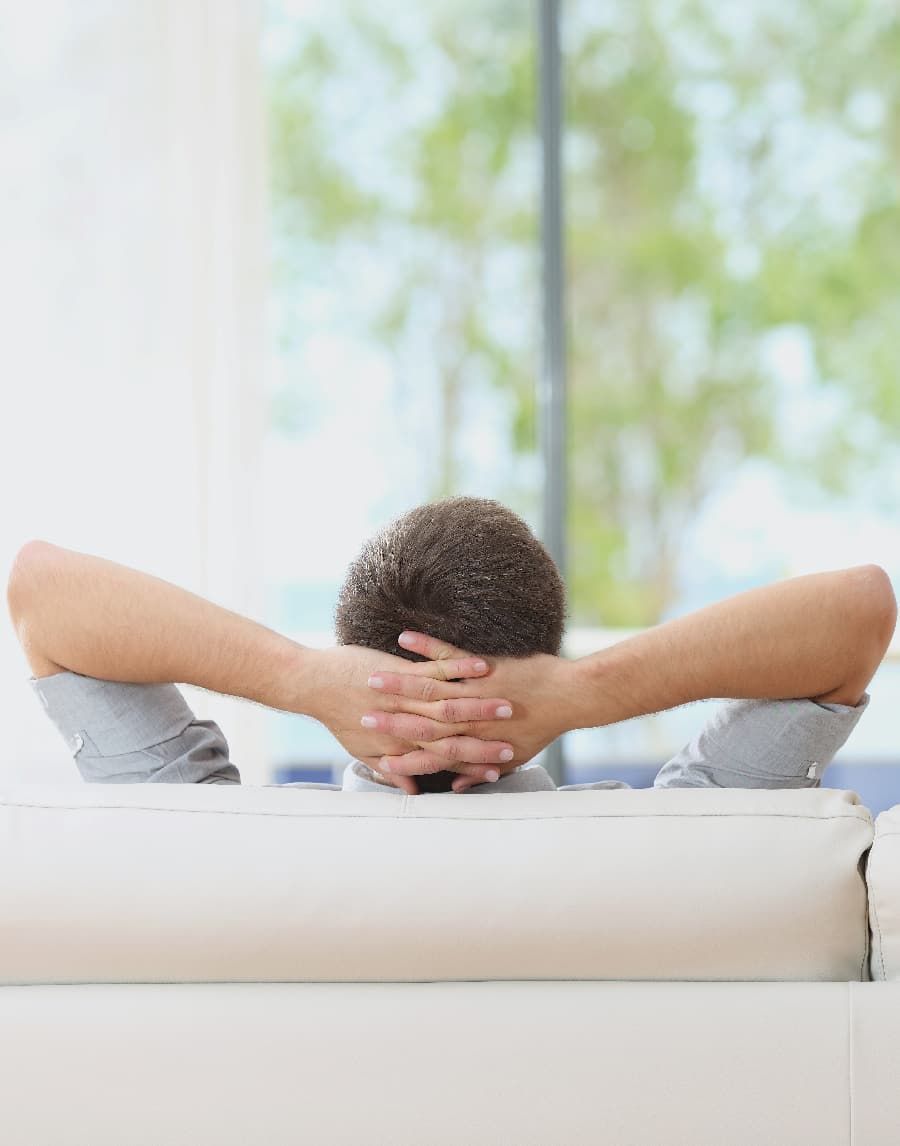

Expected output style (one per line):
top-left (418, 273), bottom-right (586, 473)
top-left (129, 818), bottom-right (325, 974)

top-left (652, 693), bottom-right (870, 789)
top-left (31, 671), bottom-right (241, 785)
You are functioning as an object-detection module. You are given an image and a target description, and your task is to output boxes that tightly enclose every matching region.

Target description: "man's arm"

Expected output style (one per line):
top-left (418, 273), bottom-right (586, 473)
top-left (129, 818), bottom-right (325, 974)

top-left (6, 541), bottom-right (516, 790)
top-left (360, 565), bottom-right (897, 779)
top-left (573, 563), bottom-right (896, 715)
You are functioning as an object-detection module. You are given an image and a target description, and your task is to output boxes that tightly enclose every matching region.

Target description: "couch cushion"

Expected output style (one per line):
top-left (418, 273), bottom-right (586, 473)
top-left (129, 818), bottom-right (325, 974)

top-left (0, 981), bottom-right (865, 1146)
top-left (0, 784), bottom-right (872, 984)
top-left (866, 805), bottom-right (900, 979)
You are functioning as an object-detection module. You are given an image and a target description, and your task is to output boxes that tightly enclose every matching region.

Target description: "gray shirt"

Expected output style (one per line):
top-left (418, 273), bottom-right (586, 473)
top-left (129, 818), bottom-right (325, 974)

top-left (31, 671), bottom-right (869, 793)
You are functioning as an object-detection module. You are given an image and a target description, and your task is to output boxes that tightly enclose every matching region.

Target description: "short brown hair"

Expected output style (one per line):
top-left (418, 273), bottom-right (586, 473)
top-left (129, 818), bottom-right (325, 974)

top-left (335, 497), bottom-right (566, 665)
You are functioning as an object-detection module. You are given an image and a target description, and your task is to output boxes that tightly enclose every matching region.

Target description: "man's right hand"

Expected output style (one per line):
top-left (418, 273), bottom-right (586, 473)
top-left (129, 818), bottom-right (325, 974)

top-left (358, 632), bottom-right (588, 792)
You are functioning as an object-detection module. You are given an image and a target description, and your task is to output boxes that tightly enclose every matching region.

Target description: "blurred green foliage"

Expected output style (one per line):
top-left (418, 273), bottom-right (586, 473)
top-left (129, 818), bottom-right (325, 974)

top-left (267, 0), bottom-right (900, 625)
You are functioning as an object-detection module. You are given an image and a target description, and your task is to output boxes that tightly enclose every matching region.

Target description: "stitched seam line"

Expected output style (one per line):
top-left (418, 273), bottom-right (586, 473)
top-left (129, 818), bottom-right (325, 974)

top-left (0, 975), bottom-right (864, 987)
top-left (692, 762), bottom-right (820, 781)
top-left (871, 821), bottom-right (900, 979)
top-left (75, 717), bottom-right (198, 760)
top-left (848, 981), bottom-right (855, 1146)
top-left (867, 849), bottom-right (888, 980)
top-left (0, 802), bottom-right (874, 824)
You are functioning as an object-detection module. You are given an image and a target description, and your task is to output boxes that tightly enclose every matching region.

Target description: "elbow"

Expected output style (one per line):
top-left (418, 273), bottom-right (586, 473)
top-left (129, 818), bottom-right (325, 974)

top-left (6, 539), bottom-right (60, 630)
top-left (848, 563), bottom-right (897, 659)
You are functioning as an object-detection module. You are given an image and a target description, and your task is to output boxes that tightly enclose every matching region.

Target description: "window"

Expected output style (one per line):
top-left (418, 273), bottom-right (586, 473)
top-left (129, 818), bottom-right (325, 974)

top-left (264, 0), bottom-right (900, 806)
top-left (562, 0), bottom-right (900, 799)
top-left (263, 1), bottom-right (539, 779)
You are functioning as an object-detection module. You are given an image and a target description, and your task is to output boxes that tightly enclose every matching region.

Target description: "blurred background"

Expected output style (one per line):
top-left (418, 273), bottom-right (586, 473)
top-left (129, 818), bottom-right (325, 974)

top-left (2, 0), bottom-right (900, 805)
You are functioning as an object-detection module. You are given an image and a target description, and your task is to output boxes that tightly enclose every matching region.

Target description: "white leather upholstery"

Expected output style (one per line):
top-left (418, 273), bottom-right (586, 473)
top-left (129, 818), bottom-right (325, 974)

top-left (0, 784), bottom-right (872, 983)
top-left (4, 786), bottom-right (900, 1145)
top-left (3, 981), bottom-right (898, 1146)
top-left (866, 805), bottom-right (900, 979)
top-left (852, 983), bottom-right (900, 1145)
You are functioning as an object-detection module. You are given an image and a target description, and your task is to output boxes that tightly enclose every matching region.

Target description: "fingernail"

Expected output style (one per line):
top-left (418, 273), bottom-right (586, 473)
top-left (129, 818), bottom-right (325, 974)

top-left (360, 716), bottom-right (377, 729)
top-left (499, 749), bottom-right (514, 762)
top-left (380, 758), bottom-right (392, 773)
top-left (368, 676), bottom-right (384, 689)
top-left (496, 705), bottom-right (512, 718)
top-left (473, 661), bottom-right (488, 672)
top-left (485, 769), bottom-right (500, 782)
top-left (398, 632), bottom-right (414, 647)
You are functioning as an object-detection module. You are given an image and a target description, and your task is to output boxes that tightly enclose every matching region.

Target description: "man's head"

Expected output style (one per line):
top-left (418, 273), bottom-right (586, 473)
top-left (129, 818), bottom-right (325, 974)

top-left (335, 496), bottom-right (566, 664)
top-left (335, 497), bottom-right (566, 792)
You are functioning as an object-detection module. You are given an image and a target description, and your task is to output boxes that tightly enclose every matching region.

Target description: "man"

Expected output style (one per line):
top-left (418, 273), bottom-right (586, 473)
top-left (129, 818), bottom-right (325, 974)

top-left (6, 498), bottom-right (896, 794)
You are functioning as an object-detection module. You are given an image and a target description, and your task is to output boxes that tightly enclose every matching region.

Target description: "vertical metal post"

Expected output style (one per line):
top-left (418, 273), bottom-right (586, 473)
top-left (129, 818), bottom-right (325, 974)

top-left (538, 0), bottom-right (567, 784)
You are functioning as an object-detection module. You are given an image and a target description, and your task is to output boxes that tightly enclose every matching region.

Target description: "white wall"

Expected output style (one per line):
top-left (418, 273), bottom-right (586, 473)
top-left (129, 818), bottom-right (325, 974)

top-left (0, 0), bottom-right (268, 782)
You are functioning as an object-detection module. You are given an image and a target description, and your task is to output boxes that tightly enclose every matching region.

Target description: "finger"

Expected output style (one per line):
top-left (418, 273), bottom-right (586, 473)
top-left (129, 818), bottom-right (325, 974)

top-left (398, 631), bottom-right (477, 662)
top-left (361, 711), bottom-right (515, 748)
top-left (409, 656), bottom-right (492, 682)
top-left (428, 696), bottom-right (512, 724)
top-left (380, 736), bottom-right (513, 773)
top-left (426, 736), bottom-right (515, 767)
top-left (370, 767), bottom-right (420, 796)
top-left (361, 711), bottom-right (464, 741)
top-left (379, 751), bottom-right (502, 781)
top-left (357, 754), bottom-right (421, 794)
top-left (366, 683), bottom-right (514, 723)
top-left (452, 775), bottom-right (479, 793)
top-left (368, 672), bottom-right (496, 704)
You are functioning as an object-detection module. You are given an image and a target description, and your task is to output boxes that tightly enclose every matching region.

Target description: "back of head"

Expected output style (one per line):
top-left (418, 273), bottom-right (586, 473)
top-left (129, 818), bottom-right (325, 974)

top-left (335, 496), bottom-right (566, 664)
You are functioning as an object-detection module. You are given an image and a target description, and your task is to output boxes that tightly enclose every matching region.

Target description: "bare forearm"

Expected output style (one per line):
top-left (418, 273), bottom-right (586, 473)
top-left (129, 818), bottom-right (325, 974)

top-left (7, 541), bottom-right (518, 784)
top-left (7, 541), bottom-right (312, 712)
top-left (571, 565), bottom-right (896, 727)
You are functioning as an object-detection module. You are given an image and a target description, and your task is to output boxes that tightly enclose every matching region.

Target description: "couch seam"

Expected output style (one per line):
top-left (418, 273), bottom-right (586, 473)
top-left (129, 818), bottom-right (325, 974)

top-left (866, 847), bottom-right (887, 980)
top-left (858, 845), bottom-right (870, 983)
top-left (0, 801), bottom-right (874, 824)
top-left (848, 981), bottom-right (855, 1146)
top-left (0, 803), bottom-right (409, 822)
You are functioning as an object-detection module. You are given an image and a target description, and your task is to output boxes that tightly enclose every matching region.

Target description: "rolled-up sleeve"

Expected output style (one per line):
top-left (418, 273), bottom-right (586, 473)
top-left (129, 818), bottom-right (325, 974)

top-left (31, 671), bottom-right (240, 785)
top-left (653, 693), bottom-right (869, 790)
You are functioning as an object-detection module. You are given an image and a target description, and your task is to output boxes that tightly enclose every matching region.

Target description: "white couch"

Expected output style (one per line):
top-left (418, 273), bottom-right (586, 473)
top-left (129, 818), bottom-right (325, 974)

top-left (2, 783), bottom-right (899, 1145)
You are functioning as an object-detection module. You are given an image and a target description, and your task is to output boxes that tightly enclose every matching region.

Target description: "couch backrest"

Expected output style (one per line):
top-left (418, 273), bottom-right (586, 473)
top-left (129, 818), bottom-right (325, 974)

top-left (0, 784), bottom-right (873, 984)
